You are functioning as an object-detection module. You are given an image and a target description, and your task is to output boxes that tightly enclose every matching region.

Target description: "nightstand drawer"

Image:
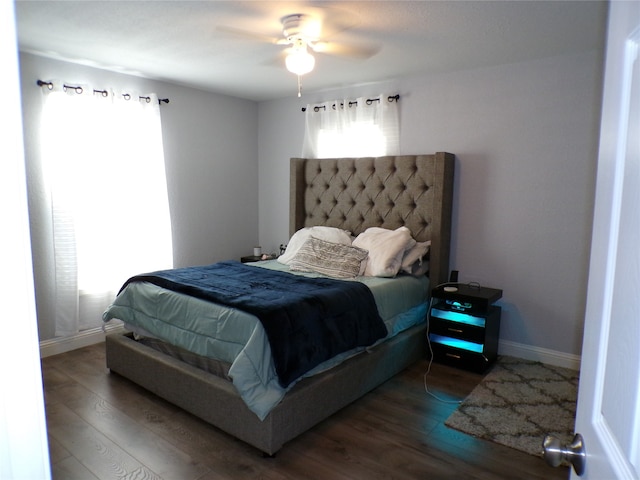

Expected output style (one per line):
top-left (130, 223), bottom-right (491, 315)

top-left (429, 341), bottom-right (491, 373)
top-left (430, 315), bottom-right (486, 343)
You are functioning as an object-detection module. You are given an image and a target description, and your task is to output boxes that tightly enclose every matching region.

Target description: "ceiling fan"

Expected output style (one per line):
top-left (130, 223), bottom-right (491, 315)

top-left (218, 11), bottom-right (379, 96)
top-left (279, 14), bottom-right (322, 76)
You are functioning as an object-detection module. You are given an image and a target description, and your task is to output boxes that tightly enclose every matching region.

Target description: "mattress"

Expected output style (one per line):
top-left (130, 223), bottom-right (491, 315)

top-left (103, 260), bottom-right (429, 419)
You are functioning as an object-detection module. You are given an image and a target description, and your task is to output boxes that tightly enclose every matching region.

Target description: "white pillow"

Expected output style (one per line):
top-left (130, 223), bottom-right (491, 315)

top-left (352, 226), bottom-right (414, 277)
top-left (401, 240), bottom-right (431, 274)
top-left (277, 226), bottom-right (353, 265)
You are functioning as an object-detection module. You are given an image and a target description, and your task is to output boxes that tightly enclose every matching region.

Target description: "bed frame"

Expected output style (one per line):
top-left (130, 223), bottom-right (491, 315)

top-left (106, 152), bottom-right (455, 455)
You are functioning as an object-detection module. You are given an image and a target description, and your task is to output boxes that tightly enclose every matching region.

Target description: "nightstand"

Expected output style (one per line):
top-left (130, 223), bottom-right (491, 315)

top-left (240, 255), bottom-right (262, 263)
top-left (428, 283), bottom-right (502, 372)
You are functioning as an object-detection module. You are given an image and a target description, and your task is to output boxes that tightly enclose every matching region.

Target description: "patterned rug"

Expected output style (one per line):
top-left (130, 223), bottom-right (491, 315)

top-left (444, 356), bottom-right (579, 457)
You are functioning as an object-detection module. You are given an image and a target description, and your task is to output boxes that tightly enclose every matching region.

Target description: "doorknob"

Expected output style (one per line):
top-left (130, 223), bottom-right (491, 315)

top-left (542, 433), bottom-right (586, 476)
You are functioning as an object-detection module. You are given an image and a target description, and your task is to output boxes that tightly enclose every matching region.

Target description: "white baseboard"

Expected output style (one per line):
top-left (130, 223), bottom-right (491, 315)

top-left (39, 322), bottom-right (125, 358)
top-left (499, 340), bottom-right (581, 371)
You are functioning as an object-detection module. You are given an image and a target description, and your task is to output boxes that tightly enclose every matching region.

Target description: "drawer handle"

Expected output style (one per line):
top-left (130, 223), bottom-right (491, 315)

top-left (445, 353), bottom-right (461, 359)
top-left (447, 327), bottom-right (463, 333)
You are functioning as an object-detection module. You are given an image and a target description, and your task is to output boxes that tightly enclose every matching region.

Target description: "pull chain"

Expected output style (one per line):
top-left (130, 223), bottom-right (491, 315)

top-left (297, 75), bottom-right (302, 98)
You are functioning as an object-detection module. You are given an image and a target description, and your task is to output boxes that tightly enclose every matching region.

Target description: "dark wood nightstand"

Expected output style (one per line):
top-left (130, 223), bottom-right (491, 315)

top-left (428, 284), bottom-right (502, 373)
top-left (240, 255), bottom-right (262, 263)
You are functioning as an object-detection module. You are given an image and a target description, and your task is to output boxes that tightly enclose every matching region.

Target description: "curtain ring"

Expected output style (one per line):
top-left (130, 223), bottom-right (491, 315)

top-left (63, 84), bottom-right (83, 94)
top-left (123, 93), bottom-right (131, 101)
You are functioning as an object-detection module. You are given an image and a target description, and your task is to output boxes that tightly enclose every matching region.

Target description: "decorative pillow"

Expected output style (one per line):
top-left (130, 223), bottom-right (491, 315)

top-left (407, 259), bottom-right (429, 277)
top-left (352, 226), bottom-right (414, 277)
top-left (278, 226), bottom-right (352, 265)
top-left (289, 237), bottom-right (368, 278)
top-left (401, 240), bottom-right (431, 275)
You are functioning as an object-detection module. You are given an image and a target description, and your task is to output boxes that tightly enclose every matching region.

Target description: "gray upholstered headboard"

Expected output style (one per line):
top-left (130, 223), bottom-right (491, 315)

top-left (289, 153), bottom-right (455, 287)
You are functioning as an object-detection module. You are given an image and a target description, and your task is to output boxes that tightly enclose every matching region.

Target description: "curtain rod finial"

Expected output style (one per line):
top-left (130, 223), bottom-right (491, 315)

top-left (37, 79), bottom-right (53, 90)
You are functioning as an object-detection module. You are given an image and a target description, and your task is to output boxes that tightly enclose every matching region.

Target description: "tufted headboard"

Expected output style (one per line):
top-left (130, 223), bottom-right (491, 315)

top-left (289, 153), bottom-right (455, 287)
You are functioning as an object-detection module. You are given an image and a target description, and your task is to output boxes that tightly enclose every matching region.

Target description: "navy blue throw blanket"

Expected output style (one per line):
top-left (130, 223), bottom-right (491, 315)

top-left (119, 260), bottom-right (387, 387)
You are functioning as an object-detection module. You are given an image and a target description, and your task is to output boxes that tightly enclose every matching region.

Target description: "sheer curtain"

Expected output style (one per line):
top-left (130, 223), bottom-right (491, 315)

top-left (302, 94), bottom-right (400, 158)
top-left (38, 83), bottom-right (173, 337)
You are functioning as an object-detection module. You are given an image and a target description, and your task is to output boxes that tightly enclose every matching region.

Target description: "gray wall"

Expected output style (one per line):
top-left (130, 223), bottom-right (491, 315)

top-left (21, 48), bottom-right (604, 357)
top-left (257, 50), bottom-right (604, 357)
top-left (20, 53), bottom-right (259, 340)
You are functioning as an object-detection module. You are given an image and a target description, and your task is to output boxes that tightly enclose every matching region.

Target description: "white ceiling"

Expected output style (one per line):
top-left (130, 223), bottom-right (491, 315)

top-left (15, 1), bottom-right (607, 102)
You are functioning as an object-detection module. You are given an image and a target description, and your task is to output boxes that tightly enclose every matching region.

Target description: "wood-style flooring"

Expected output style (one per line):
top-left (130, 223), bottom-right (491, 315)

top-left (42, 343), bottom-right (569, 480)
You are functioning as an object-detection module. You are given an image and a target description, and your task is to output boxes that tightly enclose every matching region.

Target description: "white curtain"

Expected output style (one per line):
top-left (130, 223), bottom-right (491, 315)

top-left (302, 94), bottom-right (400, 158)
top-left (39, 83), bottom-right (173, 337)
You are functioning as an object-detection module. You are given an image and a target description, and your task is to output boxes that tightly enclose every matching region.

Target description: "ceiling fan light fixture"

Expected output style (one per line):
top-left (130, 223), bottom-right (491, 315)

top-left (285, 40), bottom-right (315, 76)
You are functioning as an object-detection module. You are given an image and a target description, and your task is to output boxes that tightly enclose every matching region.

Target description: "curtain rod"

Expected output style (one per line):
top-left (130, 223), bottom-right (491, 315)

top-left (301, 94), bottom-right (399, 112)
top-left (36, 80), bottom-right (170, 105)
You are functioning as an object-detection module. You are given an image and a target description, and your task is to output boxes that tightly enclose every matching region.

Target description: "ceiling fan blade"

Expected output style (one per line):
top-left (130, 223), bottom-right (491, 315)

top-left (304, 4), bottom-right (361, 38)
top-left (263, 50), bottom-right (289, 69)
top-left (215, 25), bottom-right (280, 45)
top-left (311, 40), bottom-right (380, 59)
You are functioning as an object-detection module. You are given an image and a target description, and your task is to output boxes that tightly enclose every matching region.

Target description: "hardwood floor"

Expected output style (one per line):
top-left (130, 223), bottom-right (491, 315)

top-left (42, 343), bottom-right (569, 480)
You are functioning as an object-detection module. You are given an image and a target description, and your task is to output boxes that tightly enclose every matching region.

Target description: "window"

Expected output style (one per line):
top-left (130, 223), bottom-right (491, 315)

top-left (37, 83), bottom-right (173, 336)
top-left (302, 95), bottom-right (400, 158)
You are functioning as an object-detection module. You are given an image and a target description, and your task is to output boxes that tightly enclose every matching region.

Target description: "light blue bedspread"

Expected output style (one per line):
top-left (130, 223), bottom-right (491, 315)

top-left (103, 260), bottom-right (428, 419)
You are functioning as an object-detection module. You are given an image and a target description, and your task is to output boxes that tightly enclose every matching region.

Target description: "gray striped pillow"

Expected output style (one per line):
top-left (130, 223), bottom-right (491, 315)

top-left (289, 237), bottom-right (368, 278)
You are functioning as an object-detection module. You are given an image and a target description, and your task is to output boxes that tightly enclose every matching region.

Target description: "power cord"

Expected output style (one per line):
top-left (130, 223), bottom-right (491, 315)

top-left (422, 283), bottom-right (470, 405)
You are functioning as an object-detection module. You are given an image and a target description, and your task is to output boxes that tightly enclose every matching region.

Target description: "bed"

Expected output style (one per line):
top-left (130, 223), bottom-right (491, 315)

top-left (104, 152), bottom-right (455, 455)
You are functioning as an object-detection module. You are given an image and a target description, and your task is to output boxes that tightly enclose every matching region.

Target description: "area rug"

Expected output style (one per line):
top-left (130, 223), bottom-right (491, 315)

top-left (444, 356), bottom-right (579, 457)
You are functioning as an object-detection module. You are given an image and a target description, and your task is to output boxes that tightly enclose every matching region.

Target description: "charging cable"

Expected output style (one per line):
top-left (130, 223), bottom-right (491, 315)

top-left (423, 287), bottom-right (463, 404)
